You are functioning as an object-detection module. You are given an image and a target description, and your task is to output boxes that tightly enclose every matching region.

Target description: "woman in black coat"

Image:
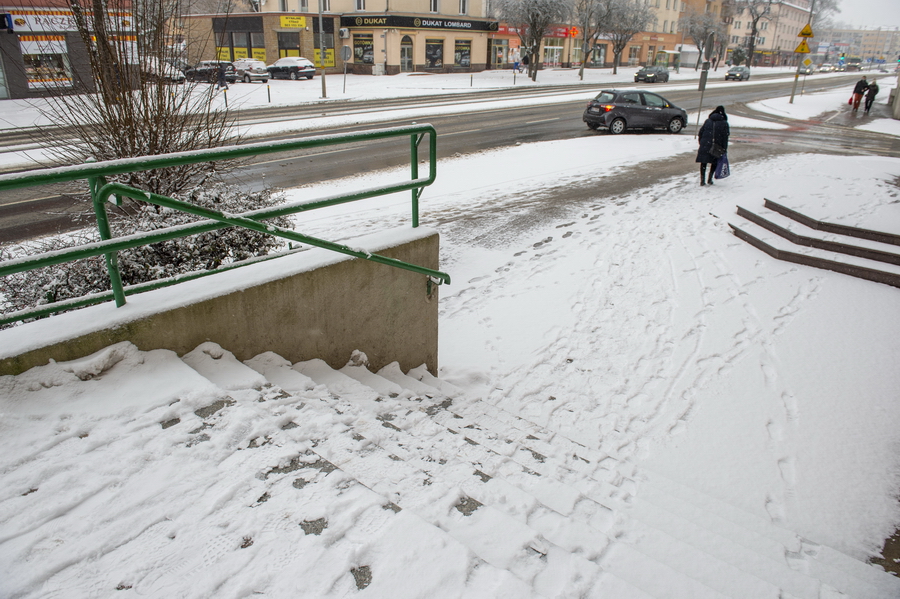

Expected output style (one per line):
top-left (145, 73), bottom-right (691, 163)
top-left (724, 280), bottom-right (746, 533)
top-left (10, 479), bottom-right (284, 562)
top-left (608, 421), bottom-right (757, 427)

top-left (696, 106), bottom-right (730, 186)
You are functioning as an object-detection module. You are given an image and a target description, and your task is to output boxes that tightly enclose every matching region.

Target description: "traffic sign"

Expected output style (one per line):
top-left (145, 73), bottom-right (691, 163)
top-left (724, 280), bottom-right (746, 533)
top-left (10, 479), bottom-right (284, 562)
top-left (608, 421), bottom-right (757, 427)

top-left (802, 58), bottom-right (812, 66)
top-left (794, 39), bottom-right (810, 54)
top-left (798, 23), bottom-right (813, 38)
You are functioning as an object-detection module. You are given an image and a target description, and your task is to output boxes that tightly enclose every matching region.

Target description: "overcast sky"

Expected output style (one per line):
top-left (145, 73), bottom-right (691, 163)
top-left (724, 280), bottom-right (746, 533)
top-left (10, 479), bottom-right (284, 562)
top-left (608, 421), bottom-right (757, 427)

top-left (836, 0), bottom-right (900, 30)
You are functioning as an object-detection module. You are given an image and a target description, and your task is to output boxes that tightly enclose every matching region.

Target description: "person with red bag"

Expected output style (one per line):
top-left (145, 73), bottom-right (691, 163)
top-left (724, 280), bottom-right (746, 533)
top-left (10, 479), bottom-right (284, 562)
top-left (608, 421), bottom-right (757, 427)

top-left (851, 76), bottom-right (868, 112)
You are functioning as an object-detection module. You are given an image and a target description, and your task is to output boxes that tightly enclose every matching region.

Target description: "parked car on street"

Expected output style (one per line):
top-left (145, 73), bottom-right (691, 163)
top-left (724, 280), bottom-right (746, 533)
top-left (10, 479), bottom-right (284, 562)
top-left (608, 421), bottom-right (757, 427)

top-left (141, 57), bottom-right (185, 83)
top-left (232, 58), bottom-right (269, 83)
top-left (583, 89), bottom-right (687, 135)
top-left (267, 57), bottom-right (315, 80)
top-left (184, 61), bottom-right (236, 83)
top-left (797, 64), bottom-right (815, 75)
top-left (634, 65), bottom-right (670, 83)
top-left (725, 65), bottom-right (751, 81)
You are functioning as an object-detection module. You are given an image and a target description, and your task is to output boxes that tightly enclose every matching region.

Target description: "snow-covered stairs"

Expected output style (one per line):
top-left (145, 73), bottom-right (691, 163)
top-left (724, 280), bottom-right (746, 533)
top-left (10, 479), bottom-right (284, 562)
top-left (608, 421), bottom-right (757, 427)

top-left (9, 341), bottom-right (895, 597)
top-left (178, 342), bottom-right (900, 599)
top-left (728, 198), bottom-right (900, 288)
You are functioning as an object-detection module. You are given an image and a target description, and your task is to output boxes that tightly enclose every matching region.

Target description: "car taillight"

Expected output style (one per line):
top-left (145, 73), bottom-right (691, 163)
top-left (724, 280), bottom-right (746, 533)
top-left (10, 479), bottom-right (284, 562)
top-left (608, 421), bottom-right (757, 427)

top-left (601, 105), bottom-right (614, 112)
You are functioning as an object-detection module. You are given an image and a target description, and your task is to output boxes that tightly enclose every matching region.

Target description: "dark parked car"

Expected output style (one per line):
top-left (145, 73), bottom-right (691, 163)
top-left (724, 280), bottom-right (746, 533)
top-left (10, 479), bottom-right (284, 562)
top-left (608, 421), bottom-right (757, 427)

top-left (725, 65), bottom-right (751, 81)
top-left (634, 65), bottom-right (670, 83)
top-left (583, 89), bottom-right (687, 135)
top-left (184, 61), bottom-right (237, 83)
top-left (267, 57), bottom-right (315, 80)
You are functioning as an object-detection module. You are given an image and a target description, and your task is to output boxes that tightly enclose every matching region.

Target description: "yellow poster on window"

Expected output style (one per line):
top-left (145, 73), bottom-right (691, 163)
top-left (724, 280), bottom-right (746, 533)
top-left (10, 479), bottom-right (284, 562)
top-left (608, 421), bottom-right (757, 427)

top-left (314, 48), bottom-right (335, 68)
top-left (280, 15), bottom-right (306, 29)
top-left (216, 47), bottom-right (232, 61)
top-left (233, 47), bottom-right (249, 60)
top-left (252, 48), bottom-right (267, 61)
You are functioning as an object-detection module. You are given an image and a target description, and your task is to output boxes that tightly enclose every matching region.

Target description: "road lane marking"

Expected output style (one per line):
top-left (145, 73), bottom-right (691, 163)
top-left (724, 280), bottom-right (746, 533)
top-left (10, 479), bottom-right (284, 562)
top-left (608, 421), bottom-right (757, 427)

top-left (525, 118), bottom-right (561, 124)
top-left (444, 129), bottom-right (482, 136)
top-left (2, 195), bottom-right (63, 207)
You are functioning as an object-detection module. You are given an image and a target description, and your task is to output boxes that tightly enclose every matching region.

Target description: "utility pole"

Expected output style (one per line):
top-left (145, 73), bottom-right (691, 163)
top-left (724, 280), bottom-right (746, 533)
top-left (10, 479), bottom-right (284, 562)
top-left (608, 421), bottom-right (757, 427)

top-left (789, 0), bottom-right (816, 104)
top-left (318, 0), bottom-right (327, 99)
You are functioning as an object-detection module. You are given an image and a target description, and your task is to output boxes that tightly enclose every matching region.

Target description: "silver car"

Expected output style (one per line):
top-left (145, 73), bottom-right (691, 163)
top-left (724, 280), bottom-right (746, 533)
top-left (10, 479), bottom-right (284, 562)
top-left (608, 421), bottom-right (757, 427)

top-left (232, 58), bottom-right (270, 83)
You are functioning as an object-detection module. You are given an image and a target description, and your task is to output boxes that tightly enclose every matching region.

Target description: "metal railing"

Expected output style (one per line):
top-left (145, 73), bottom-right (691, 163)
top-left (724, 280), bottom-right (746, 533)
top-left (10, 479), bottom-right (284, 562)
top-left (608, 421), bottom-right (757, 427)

top-left (0, 124), bottom-right (449, 326)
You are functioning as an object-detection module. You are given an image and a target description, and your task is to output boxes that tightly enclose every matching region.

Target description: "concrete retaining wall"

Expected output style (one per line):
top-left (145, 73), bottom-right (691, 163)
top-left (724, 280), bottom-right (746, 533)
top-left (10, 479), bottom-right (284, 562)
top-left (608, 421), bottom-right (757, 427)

top-left (0, 228), bottom-right (440, 376)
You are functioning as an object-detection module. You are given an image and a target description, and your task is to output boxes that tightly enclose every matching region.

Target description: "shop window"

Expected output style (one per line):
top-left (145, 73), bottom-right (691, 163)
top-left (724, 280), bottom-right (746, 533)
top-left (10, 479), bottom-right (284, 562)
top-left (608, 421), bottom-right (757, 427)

top-left (430, 0), bottom-right (439, 12)
top-left (313, 18), bottom-right (335, 67)
top-left (278, 31), bottom-right (301, 58)
top-left (426, 38), bottom-right (443, 68)
top-left (454, 39), bottom-right (471, 67)
top-left (354, 33), bottom-right (374, 64)
top-left (231, 31), bottom-right (249, 60)
top-left (20, 35), bottom-right (72, 89)
top-left (23, 53), bottom-right (72, 89)
top-left (628, 45), bottom-right (641, 65)
top-left (543, 37), bottom-right (563, 67)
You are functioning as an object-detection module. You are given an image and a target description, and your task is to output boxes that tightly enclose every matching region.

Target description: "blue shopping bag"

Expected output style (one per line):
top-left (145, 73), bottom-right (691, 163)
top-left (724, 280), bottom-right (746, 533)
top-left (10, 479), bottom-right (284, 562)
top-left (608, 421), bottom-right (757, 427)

top-left (714, 154), bottom-right (730, 179)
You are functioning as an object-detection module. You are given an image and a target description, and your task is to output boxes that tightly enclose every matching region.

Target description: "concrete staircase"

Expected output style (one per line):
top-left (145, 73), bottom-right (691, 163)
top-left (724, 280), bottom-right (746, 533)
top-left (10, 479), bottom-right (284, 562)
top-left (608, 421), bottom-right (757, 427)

top-left (171, 342), bottom-right (900, 598)
top-left (729, 198), bottom-right (900, 289)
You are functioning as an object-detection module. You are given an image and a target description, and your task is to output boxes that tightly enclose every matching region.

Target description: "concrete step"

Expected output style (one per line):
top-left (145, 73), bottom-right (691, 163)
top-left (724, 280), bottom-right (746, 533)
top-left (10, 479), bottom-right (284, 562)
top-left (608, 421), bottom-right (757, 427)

top-left (729, 208), bottom-right (900, 288)
top-left (198, 346), bottom-right (900, 598)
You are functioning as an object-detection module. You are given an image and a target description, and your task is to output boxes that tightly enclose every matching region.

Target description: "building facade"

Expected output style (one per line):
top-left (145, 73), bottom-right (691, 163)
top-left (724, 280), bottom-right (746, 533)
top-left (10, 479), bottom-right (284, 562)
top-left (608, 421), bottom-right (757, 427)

top-left (723, 0), bottom-right (811, 67)
top-left (251, 0), bottom-right (497, 74)
top-left (0, 1), bottom-right (120, 99)
top-left (182, 12), bottom-right (344, 72)
top-left (817, 27), bottom-right (900, 67)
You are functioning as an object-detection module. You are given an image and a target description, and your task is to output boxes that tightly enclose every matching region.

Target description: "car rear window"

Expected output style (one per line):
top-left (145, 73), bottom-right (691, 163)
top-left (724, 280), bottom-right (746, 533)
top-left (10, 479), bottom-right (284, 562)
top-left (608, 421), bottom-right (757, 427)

top-left (594, 92), bottom-right (616, 102)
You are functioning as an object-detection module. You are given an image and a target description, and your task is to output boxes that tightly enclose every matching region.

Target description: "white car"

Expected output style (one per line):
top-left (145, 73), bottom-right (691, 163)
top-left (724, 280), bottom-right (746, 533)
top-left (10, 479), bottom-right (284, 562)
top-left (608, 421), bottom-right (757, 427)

top-left (232, 58), bottom-right (269, 83)
top-left (141, 57), bottom-right (185, 83)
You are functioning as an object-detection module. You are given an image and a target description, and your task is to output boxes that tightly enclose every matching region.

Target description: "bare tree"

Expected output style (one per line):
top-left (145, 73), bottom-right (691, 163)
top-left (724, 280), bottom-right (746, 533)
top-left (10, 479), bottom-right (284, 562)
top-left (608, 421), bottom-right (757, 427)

top-left (0, 0), bottom-right (291, 323)
top-left (35, 0), bottom-right (234, 196)
top-left (730, 0), bottom-right (773, 67)
top-left (183, 0), bottom-right (253, 13)
top-left (494, 0), bottom-right (570, 81)
top-left (602, 0), bottom-right (654, 74)
top-left (680, 9), bottom-right (728, 69)
top-left (571, 0), bottom-right (615, 79)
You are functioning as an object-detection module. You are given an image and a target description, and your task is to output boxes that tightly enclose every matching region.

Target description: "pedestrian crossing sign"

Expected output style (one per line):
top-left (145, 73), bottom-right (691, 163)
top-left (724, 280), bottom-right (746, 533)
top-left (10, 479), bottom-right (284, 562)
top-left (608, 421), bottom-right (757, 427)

top-left (794, 40), bottom-right (810, 54)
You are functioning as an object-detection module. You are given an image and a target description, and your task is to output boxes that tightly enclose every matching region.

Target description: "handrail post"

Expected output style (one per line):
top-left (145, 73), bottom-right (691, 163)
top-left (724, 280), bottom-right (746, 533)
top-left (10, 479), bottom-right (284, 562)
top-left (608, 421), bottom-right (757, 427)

top-left (410, 133), bottom-right (420, 228)
top-left (88, 174), bottom-right (127, 307)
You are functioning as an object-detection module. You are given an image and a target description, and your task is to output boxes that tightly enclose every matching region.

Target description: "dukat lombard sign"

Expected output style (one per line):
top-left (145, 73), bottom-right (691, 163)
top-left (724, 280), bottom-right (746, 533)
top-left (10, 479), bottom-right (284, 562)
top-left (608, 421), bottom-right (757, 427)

top-left (340, 15), bottom-right (498, 32)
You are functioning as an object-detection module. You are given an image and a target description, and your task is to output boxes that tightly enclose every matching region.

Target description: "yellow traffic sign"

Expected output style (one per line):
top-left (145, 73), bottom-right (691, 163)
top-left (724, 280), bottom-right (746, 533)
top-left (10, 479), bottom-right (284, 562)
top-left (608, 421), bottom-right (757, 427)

top-left (794, 39), bottom-right (810, 53)
top-left (803, 58), bottom-right (812, 66)
top-left (798, 24), bottom-right (813, 37)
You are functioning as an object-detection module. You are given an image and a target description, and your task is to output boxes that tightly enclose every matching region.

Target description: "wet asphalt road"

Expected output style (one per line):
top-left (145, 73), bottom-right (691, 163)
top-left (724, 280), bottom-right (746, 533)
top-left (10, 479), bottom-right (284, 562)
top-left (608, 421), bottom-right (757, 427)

top-left (0, 72), bottom-right (896, 244)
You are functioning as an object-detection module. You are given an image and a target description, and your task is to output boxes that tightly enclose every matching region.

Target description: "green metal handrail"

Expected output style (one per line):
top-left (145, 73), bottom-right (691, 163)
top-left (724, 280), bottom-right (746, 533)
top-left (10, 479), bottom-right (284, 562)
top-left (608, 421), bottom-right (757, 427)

top-left (0, 124), bottom-right (449, 326)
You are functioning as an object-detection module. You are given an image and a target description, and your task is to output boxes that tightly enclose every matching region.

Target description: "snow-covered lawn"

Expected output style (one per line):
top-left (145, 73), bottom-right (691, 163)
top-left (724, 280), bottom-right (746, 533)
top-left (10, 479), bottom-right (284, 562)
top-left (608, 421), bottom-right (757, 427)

top-left (2, 123), bottom-right (900, 596)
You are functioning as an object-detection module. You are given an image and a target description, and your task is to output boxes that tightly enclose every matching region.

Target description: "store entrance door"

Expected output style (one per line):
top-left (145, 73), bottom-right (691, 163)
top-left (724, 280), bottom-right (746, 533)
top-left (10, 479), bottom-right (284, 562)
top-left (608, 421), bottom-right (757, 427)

top-left (400, 36), bottom-right (413, 72)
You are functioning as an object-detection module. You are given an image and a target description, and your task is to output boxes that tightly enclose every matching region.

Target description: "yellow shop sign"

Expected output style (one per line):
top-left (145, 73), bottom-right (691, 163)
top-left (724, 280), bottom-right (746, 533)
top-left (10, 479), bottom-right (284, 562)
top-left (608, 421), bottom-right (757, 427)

top-left (280, 15), bottom-right (306, 28)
